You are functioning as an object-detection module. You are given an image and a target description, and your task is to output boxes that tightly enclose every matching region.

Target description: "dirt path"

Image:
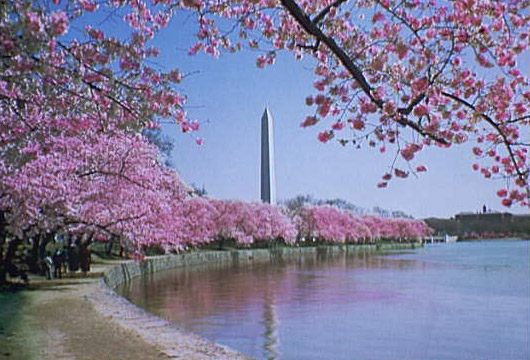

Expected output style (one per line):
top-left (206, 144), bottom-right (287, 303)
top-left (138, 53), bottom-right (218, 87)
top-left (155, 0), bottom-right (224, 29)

top-left (1, 272), bottom-right (171, 360)
top-left (0, 262), bottom-right (252, 360)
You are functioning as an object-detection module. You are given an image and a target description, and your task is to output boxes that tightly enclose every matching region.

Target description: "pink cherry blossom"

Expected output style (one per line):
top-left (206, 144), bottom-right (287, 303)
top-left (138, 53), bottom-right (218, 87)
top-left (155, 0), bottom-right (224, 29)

top-left (51, 11), bottom-right (69, 36)
top-left (301, 116), bottom-right (318, 127)
top-left (394, 169), bottom-right (409, 178)
top-left (296, 206), bottom-right (432, 243)
top-left (497, 189), bottom-right (508, 197)
top-left (318, 131), bottom-right (333, 143)
top-left (80, 0), bottom-right (98, 12)
top-left (352, 119), bottom-right (365, 130)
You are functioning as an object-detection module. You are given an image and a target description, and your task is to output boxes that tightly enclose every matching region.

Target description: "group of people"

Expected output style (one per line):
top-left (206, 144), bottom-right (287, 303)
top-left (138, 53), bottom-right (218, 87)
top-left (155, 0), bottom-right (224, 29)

top-left (43, 234), bottom-right (92, 279)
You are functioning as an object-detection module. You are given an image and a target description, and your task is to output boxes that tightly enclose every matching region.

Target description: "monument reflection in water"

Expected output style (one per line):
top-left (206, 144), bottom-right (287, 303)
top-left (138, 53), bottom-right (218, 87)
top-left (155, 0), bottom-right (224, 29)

top-left (263, 292), bottom-right (279, 360)
top-left (117, 241), bottom-right (530, 360)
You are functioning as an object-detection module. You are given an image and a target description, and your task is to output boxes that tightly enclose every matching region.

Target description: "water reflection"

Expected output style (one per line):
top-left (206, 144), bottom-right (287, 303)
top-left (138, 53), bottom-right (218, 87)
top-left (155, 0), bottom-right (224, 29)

top-left (118, 241), bottom-right (530, 360)
top-left (262, 292), bottom-right (280, 360)
top-left (120, 251), bottom-right (420, 321)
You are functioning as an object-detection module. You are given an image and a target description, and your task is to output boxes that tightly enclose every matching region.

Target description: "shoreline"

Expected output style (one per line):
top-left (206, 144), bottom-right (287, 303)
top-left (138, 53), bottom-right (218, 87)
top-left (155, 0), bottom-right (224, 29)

top-left (1, 243), bottom-right (419, 360)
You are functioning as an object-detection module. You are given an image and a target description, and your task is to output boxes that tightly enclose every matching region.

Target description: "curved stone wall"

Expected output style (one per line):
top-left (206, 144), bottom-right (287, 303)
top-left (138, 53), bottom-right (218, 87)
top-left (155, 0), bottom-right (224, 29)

top-left (103, 243), bottom-right (418, 288)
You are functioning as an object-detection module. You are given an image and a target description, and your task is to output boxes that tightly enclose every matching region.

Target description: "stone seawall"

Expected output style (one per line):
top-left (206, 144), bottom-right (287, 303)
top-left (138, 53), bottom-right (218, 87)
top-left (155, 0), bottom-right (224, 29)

top-left (104, 242), bottom-right (419, 288)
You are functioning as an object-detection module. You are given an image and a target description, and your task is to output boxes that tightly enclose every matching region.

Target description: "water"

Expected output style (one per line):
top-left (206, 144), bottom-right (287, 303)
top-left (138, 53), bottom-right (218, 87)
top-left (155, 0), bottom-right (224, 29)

top-left (118, 241), bottom-right (530, 360)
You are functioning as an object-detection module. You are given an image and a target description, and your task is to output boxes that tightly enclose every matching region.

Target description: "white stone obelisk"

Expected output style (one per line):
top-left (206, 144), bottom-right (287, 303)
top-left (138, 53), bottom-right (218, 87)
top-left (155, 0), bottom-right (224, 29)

top-left (261, 107), bottom-right (276, 205)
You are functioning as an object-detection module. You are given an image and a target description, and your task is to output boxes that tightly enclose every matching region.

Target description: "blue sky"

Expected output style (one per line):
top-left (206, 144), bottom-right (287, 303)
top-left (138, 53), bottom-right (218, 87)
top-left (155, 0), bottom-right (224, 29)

top-left (77, 8), bottom-right (526, 219)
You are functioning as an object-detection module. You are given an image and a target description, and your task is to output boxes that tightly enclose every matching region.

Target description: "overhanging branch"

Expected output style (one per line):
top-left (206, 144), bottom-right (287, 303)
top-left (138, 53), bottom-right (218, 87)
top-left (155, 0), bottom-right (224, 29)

top-left (441, 91), bottom-right (527, 181)
top-left (280, 0), bottom-right (377, 105)
top-left (280, 0), bottom-right (447, 145)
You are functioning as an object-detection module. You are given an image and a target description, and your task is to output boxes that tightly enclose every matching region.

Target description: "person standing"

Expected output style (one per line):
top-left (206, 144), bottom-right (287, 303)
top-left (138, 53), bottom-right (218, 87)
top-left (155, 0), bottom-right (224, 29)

top-left (79, 235), bottom-right (92, 276)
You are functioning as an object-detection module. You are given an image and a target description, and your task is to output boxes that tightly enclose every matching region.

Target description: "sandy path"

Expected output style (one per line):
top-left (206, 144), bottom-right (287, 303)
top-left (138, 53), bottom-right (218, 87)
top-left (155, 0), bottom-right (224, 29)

top-left (0, 262), bottom-right (252, 360)
top-left (1, 275), bottom-right (170, 360)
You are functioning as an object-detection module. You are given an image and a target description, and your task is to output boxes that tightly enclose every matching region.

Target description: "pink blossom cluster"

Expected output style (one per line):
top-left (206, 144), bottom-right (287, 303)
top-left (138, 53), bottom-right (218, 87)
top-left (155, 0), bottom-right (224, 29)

top-left (2, 130), bottom-right (190, 249)
top-left (169, 201), bottom-right (432, 248)
top-left (172, 198), bottom-right (297, 246)
top-left (2, 137), bottom-right (431, 250)
top-left (296, 205), bottom-right (433, 243)
top-left (0, 0), bottom-right (205, 251)
top-left (0, 0), bottom-right (202, 152)
top-left (2, 133), bottom-right (301, 249)
top-left (168, 200), bottom-right (432, 248)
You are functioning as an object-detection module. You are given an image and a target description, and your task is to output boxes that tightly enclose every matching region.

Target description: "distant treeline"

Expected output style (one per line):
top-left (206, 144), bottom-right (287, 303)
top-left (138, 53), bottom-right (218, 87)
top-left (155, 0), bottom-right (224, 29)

top-left (425, 213), bottom-right (530, 238)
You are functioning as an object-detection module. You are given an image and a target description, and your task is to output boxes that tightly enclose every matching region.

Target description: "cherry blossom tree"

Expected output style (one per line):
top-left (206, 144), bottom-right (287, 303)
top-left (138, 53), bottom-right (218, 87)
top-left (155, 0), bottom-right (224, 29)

top-left (297, 205), bottom-right (431, 242)
top-left (2, 130), bottom-right (190, 249)
top-left (171, 197), bottom-right (220, 247)
top-left (175, 199), bottom-right (297, 246)
top-left (249, 201), bottom-right (298, 244)
top-left (378, 216), bottom-right (433, 241)
top-left (0, 0), bottom-right (201, 145)
top-left (215, 200), bottom-right (296, 245)
top-left (0, 0), bottom-right (200, 280)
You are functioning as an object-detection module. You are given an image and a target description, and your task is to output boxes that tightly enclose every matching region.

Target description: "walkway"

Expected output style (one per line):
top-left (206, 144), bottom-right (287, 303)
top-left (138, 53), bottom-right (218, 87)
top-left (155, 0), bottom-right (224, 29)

top-left (0, 261), bottom-right (251, 360)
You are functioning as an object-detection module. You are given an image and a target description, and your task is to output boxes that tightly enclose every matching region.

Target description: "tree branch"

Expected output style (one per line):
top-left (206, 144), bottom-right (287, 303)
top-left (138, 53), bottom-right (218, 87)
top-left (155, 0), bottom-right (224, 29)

top-left (280, 0), bottom-right (447, 145)
top-left (280, 0), bottom-right (378, 105)
top-left (77, 169), bottom-right (150, 190)
top-left (441, 91), bottom-right (527, 181)
top-left (397, 94), bottom-right (425, 116)
top-left (313, 0), bottom-right (347, 24)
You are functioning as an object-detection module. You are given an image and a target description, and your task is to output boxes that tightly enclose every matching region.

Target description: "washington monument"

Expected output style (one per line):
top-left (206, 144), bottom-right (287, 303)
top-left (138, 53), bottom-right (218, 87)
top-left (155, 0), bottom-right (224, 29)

top-left (261, 107), bottom-right (276, 205)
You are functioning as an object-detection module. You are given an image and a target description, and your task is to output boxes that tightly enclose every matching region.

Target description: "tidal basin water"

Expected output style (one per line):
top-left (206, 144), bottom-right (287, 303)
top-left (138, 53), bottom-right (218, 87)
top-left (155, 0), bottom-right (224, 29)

top-left (118, 241), bottom-right (529, 360)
